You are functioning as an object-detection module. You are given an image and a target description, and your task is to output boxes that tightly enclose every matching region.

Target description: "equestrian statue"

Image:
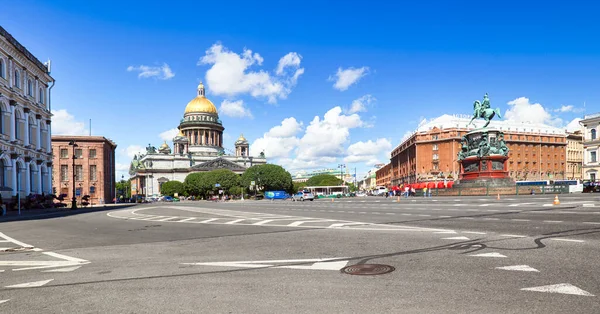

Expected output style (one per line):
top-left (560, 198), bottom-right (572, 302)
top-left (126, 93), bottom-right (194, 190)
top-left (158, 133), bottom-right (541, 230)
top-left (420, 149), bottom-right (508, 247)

top-left (468, 93), bottom-right (502, 128)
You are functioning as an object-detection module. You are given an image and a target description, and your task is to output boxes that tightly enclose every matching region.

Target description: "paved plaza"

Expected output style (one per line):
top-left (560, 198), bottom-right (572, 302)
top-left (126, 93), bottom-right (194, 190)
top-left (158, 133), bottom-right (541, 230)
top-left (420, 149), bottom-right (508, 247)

top-left (0, 194), bottom-right (599, 313)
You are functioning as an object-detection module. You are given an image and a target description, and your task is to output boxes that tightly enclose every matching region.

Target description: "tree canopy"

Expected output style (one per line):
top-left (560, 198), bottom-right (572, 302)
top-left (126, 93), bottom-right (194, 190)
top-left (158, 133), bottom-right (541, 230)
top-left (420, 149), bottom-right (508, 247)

top-left (240, 164), bottom-right (293, 192)
top-left (184, 169), bottom-right (241, 198)
top-left (305, 174), bottom-right (343, 186)
top-left (160, 180), bottom-right (185, 197)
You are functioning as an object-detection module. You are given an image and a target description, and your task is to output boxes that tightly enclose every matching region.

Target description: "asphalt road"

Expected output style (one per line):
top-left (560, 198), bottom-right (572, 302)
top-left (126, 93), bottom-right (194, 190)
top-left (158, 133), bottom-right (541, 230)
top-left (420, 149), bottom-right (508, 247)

top-left (1, 193), bottom-right (599, 313)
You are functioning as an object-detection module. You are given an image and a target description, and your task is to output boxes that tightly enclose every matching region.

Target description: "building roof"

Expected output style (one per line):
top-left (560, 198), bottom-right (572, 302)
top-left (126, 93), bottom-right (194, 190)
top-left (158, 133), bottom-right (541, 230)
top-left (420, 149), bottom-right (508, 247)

top-left (0, 26), bottom-right (50, 74)
top-left (184, 83), bottom-right (218, 115)
top-left (52, 135), bottom-right (117, 148)
top-left (415, 114), bottom-right (568, 135)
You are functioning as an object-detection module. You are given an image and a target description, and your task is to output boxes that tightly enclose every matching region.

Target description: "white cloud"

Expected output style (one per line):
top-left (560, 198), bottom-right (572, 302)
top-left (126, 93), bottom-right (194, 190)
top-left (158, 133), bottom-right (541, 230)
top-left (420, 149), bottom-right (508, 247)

top-left (343, 138), bottom-right (391, 165)
top-left (51, 109), bottom-right (87, 135)
top-left (565, 118), bottom-right (583, 132)
top-left (250, 117), bottom-right (303, 159)
top-left (347, 95), bottom-right (376, 114)
top-left (159, 128), bottom-right (179, 141)
top-left (127, 63), bottom-right (175, 80)
top-left (296, 106), bottom-right (363, 160)
top-left (554, 105), bottom-right (574, 113)
top-left (328, 66), bottom-right (369, 91)
top-left (198, 43), bottom-right (304, 103)
top-left (219, 100), bottom-right (253, 118)
top-left (505, 97), bottom-right (562, 126)
top-left (116, 163), bottom-right (130, 172)
top-left (124, 145), bottom-right (144, 159)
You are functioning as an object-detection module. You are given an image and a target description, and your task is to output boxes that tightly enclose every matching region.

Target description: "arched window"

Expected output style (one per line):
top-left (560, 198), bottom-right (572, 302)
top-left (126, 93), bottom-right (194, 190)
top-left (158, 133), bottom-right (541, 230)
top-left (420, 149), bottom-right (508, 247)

top-left (39, 88), bottom-right (44, 104)
top-left (592, 129), bottom-right (597, 140)
top-left (0, 159), bottom-right (4, 187)
top-left (14, 113), bottom-right (19, 140)
top-left (0, 59), bottom-right (4, 79)
top-left (27, 79), bottom-right (33, 96)
top-left (14, 70), bottom-right (20, 88)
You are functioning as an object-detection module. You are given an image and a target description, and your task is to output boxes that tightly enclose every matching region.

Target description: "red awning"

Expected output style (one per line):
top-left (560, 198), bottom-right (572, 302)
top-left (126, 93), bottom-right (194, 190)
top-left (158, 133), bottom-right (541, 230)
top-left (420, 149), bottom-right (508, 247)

top-left (427, 182), bottom-right (436, 189)
top-left (446, 181), bottom-right (454, 188)
top-left (437, 182), bottom-right (445, 189)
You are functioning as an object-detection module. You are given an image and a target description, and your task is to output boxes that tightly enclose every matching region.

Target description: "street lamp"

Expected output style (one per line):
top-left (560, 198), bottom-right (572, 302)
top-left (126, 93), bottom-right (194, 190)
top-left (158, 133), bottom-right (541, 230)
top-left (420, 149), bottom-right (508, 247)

top-left (68, 140), bottom-right (78, 209)
top-left (338, 164), bottom-right (346, 185)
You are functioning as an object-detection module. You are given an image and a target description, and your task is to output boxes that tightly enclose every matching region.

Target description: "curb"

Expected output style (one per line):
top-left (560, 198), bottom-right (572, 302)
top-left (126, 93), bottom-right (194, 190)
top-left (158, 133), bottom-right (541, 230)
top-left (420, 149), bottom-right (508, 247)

top-left (0, 204), bottom-right (137, 223)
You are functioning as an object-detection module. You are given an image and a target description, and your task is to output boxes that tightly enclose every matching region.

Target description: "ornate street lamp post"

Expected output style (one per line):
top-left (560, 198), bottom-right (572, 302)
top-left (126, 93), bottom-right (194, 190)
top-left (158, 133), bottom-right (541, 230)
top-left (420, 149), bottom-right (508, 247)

top-left (68, 140), bottom-right (78, 209)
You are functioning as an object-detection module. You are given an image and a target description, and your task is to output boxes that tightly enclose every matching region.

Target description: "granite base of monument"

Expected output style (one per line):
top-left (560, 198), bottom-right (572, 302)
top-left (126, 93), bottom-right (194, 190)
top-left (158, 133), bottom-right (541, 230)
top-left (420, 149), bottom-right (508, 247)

top-left (455, 128), bottom-right (515, 188)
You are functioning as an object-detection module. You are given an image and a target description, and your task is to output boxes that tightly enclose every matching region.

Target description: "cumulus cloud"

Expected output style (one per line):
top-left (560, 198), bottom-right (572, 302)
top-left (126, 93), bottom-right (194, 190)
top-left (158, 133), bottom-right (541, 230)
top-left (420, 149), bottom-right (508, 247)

top-left (347, 95), bottom-right (376, 114)
top-left (295, 106), bottom-right (363, 160)
top-left (219, 100), bottom-right (253, 118)
top-left (505, 97), bottom-right (562, 126)
top-left (565, 118), bottom-right (583, 132)
top-left (344, 138), bottom-right (392, 165)
top-left (554, 105), bottom-right (574, 113)
top-left (250, 117), bottom-right (303, 159)
top-left (124, 145), bottom-right (144, 159)
top-left (127, 63), bottom-right (174, 80)
top-left (158, 128), bottom-right (179, 141)
top-left (51, 109), bottom-right (88, 135)
top-left (198, 43), bottom-right (304, 103)
top-left (328, 66), bottom-right (369, 91)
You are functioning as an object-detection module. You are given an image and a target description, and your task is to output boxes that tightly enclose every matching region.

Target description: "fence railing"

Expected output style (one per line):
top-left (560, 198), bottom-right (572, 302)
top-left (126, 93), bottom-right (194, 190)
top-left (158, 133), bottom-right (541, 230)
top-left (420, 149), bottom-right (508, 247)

top-left (413, 184), bottom-right (569, 197)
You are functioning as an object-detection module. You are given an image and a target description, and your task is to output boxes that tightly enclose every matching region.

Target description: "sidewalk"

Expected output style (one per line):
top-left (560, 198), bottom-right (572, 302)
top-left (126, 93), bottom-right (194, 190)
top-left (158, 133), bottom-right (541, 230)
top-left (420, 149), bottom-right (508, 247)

top-left (0, 203), bottom-right (137, 222)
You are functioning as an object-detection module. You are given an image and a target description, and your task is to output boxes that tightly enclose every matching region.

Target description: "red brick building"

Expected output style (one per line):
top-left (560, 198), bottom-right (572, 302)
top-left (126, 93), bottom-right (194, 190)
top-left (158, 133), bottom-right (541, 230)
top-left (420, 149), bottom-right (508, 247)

top-left (390, 114), bottom-right (568, 186)
top-left (52, 136), bottom-right (117, 204)
top-left (375, 163), bottom-right (392, 187)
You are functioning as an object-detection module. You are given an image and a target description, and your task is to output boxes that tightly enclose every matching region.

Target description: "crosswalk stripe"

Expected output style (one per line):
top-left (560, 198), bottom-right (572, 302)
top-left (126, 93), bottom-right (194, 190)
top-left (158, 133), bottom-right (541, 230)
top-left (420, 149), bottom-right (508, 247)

top-left (225, 219), bottom-right (244, 224)
top-left (252, 220), bottom-right (274, 225)
top-left (199, 218), bottom-right (219, 223)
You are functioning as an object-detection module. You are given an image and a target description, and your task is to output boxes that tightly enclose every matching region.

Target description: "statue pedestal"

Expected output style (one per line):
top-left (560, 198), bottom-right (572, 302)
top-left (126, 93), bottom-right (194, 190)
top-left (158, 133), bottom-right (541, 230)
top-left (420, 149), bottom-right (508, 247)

top-left (456, 128), bottom-right (514, 187)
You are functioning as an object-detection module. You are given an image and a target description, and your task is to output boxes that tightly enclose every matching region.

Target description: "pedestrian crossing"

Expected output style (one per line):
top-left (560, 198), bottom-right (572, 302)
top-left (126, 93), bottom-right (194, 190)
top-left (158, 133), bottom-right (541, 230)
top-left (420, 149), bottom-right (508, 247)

top-left (107, 206), bottom-right (451, 233)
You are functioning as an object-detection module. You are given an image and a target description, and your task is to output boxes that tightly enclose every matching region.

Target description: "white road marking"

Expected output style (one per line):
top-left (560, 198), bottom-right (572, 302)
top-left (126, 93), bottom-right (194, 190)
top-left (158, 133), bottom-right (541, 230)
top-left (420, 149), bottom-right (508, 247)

top-left (463, 231), bottom-right (487, 235)
top-left (512, 219), bottom-right (531, 222)
top-left (199, 218), bottom-right (219, 223)
top-left (496, 265), bottom-right (539, 272)
top-left (328, 222), bottom-right (365, 228)
top-left (482, 218), bottom-right (500, 220)
top-left (157, 217), bottom-right (177, 221)
top-left (521, 283), bottom-right (594, 296)
top-left (486, 209), bottom-right (499, 212)
top-left (0, 300), bottom-right (9, 305)
top-left (42, 266), bottom-right (82, 272)
top-left (582, 203), bottom-right (595, 207)
top-left (182, 258), bottom-right (349, 271)
top-left (6, 279), bottom-right (53, 288)
top-left (543, 204), bottom-right (553, 207)
top-left (252, 220), bottom-right (274, 225)
top-left (583, 222), bottom-right (600, 225)
top-left (442, 236), bottom-right (470, 240)
top-left (479, 204), bottom-right (491, 207)
top-left (469, 252), bottom-right (507, 258)
top-left (550, 238), bottom-right (585, 243)
top-left (439, 215), bottom-right (452, 218)
top-left (434, 231), bottom-right (457, 234)
top-left (225, 219), bottom-right (245, 224)
top-left (417, 214), bottom-right (431, 217)
top-left (500, 234), bottom-right (527, 238)
top-left (179, 217), bottom-right (196, 222)
top-left (0, 232), bottom-right (34, 248)
top-left (543, 220), bottom-right (563, 223)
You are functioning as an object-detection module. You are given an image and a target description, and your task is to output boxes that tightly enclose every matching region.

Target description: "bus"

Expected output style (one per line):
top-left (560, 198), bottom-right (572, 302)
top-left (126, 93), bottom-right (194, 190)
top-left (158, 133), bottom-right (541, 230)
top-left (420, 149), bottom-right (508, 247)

top-left (516, 180), bottom-right (549, 186)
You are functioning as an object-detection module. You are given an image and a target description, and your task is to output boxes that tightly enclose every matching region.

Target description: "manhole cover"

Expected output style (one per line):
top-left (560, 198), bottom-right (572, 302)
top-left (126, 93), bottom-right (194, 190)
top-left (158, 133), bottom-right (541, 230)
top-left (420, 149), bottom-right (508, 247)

top-left (340, 264), bottom-right (395, 276)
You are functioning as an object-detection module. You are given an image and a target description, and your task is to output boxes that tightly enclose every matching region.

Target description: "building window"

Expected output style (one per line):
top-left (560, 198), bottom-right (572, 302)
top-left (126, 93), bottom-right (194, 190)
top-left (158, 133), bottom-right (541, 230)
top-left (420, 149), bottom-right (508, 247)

top-left (90, 165), bottom-right (97, 181)
top-left (39, 88), bottom-right (44, 104)
top-left (0, 59), bottom-right (4, 79)
top-left (60, 165), bottom-right (68, 181)
top-left (89, 149), bottom-right (97, 158)
top-left (27, 79), bottom-right (33, 96)
top-left (592, 151), bottom-right (597, 163)
top-left (432, 135), bottom-right (438, 140)
top-left (14, 70), bottom-right (20, 88)
top-left (433, 153), bottom-right (439, 160)
top-left (75, 149), bottom-right (83, 158)
top-left (432, 144), bottom-right (438, 151)
top-left (60, 149), bottom-right (68, 158)
top-left (75, 165), bottom-right (83, 181)
top-left (592, 129), bottom-right (597, 140)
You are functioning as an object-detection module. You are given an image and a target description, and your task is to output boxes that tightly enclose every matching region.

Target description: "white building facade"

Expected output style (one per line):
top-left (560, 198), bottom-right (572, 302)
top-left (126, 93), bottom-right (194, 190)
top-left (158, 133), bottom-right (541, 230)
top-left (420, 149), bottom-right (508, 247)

top-left (0, 26), bottom-right (54, 200)
top-left (129, 83), bottom-right (266, 197)
top-left (581, 113), bottom-right (600, 181)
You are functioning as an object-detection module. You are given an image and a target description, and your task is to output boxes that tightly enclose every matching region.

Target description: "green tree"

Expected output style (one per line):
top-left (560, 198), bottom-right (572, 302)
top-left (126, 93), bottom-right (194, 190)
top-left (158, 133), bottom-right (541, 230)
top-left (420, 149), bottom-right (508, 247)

top-left (184, 172), bottom-right (212, 197)
top-left (240, 164), bottom-right (293, 193)
top-left (210, 169), bottom-right (240, 192)
top-left (292, 181), bottom-right (306, 193)
top-left (115, 180), bottom-right (131, 198)
top-left (160, 180), bottom-right (185, 197)
top-left (305, 174), bottom-right (343, 186)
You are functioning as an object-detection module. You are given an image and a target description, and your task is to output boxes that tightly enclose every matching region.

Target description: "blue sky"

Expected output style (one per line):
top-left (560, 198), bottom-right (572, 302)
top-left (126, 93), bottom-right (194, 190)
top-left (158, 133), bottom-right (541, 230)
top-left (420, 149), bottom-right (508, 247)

top-left (2, 0), bottom-right (599, 179)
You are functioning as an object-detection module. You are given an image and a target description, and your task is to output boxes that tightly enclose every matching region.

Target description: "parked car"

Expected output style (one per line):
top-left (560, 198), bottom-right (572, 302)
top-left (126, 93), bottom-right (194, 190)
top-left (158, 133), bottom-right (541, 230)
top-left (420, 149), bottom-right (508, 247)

top-left (292, 192), bottom-right (314, 201)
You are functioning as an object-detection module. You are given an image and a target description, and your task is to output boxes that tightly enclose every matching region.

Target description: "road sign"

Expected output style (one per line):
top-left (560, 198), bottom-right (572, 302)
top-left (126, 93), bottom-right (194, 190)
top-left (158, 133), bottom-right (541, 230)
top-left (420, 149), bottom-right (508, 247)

top-left (215, 183), bottom-right (221, 187)
top-left (75, 188), bottom-right (81, 197)
top-left (250, 181), bottom-right (255, 186)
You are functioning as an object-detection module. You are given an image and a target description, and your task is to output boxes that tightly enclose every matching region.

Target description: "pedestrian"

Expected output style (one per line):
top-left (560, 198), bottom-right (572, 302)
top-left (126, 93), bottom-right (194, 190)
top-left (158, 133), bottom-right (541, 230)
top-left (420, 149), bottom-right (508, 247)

top-left (404, 186), bottom-right (410, 198)
top-left (423, 186), bottom-right (428, 198)
top-left (0, 198), bottom-right (5, 216)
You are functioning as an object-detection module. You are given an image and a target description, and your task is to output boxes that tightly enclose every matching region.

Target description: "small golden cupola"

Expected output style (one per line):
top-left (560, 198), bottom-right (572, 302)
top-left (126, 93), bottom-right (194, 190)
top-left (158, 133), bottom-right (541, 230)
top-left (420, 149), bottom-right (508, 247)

top-left (235, 133), bottom-right (249, 157)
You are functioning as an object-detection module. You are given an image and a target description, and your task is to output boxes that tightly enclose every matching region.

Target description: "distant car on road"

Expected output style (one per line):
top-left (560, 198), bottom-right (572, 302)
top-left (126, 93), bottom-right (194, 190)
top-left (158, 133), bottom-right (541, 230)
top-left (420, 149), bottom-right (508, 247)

top-left (292, 192), bottom-right (314, 201)
top-left (356, 192), bottom-right (366, 197)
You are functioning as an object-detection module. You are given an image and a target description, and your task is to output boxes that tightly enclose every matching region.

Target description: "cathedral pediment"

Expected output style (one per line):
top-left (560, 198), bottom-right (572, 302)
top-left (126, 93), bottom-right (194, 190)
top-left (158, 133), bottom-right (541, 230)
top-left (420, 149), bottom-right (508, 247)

top-left (191, 157), bottom-right (247, 172)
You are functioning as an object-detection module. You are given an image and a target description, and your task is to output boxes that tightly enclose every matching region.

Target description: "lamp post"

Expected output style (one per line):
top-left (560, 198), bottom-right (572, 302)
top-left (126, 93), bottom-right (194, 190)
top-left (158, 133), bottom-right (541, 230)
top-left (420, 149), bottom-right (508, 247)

top-left (68, 140), bottom-right (78, 209)
top-left (338, 164), bottom-right (346, 185)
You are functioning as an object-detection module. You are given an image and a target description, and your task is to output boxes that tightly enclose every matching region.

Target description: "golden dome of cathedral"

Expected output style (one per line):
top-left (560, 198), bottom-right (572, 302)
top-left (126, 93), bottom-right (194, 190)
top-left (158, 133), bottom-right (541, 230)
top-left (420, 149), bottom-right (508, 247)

top-left (184, 82), bottom-right (218, 115)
